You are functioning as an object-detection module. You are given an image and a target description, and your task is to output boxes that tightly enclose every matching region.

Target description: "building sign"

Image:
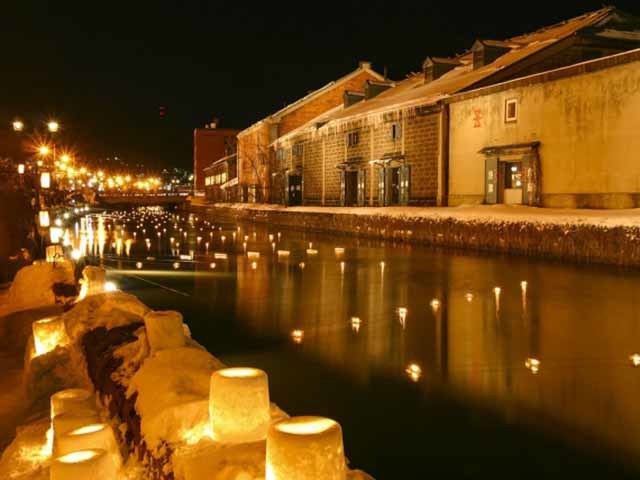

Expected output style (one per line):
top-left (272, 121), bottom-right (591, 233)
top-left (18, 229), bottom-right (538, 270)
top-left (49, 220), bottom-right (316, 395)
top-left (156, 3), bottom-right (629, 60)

top-left (473, 108), bottom-right (483, 128)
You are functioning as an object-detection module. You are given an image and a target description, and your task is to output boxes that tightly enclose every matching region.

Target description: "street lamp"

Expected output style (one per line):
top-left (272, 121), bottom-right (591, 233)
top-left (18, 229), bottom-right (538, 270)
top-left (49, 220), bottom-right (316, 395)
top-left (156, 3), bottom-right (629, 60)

top-left (39, 145), bottom-right (50, 156)
top-left (47, 120), bottom-right (59, 133)
top-left (12, 120), bottom-right (24, 132)
top-left (18, 164), bottom-right (25, 174)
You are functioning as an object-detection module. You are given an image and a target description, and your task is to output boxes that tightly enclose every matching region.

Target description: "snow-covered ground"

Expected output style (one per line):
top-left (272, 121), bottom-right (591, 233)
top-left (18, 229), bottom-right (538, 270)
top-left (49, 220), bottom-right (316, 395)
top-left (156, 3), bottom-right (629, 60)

top-left (192, 199), bottom-right (640, 229)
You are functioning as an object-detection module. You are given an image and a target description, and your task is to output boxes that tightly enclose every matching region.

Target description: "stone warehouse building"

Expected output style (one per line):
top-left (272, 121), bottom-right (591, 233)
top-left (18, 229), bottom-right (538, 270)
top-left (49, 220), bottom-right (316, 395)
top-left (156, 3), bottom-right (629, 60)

top-left (272, 7), bottom-right (640, 207)
top-left (236, 62), bottom-right (384, 203)
top-left (193, 122), bottom-right (239, 194)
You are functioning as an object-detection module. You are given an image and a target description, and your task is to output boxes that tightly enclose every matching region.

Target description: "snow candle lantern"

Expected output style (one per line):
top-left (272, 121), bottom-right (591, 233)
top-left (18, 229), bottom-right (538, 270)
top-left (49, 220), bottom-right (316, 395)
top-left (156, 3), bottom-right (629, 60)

top-left (144, 310), bottom-right (186, 352)
top-left (51, 389), bottom-right (95, 419)
top-left (50, 449), bottom-right (118, 480)
top-left (39, 210), bottom-right (50, 228)
top-left (32, 316), bottom-right (69, 356)
top-left (266, 416), bottom-right (346, 480)
top-left (40, 171), bottom-right (51, 189)
top-left (55, 423), bottom-right (122, 469)
top-left (46, 245), bottom-right (64, 262)
top-left (209, 367), bottom-right (270, 443)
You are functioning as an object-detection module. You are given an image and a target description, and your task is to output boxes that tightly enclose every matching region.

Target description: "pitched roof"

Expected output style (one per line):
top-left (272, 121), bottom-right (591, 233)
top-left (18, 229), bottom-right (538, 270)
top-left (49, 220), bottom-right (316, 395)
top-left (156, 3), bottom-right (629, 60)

top-left (321, 7), bottom-right (617, 124)
top-left (237, 62), bottom-right (385, 137)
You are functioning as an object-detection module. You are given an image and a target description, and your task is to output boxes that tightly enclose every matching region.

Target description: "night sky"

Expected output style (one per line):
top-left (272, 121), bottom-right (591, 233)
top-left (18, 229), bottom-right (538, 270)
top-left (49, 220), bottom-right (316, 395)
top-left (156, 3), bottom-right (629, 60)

top-left (2, 1), bottom-right (639, 171)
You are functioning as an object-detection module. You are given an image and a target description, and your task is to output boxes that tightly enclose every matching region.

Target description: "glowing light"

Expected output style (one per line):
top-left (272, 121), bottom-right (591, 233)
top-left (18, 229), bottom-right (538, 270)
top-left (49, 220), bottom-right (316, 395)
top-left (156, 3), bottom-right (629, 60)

top-left (306, 249), bottom-right (318, 255)
top-left (465, 293), bottom-right (474, 302)
top-left (39, 145), bottom-right (50, 156)
top-left (12, 119), bottom-right (24, 131)
top-left (47, 120), bottom-right (59, 133)
top-left (334, 247), bottom-right (345, 256)
top-left (291, 329), bottom-right (304, 344)
top-left (173, 262), bottom-right (180, 269)
top-left (50, 448), bottom-right (118, 480)
top-left (299, 262), bottom-right (305, 269)
top-left (32, 316), bottom-right (69, 356)
top-left (71, 249), bottom-right (82, 260)
top-left (494, 286), bottom-right (501, 310)
top-left (405, 363), bottom-right (422, 382)
top-left (214, 253), bottom-right (228, 260)
top-left (247, 251), bottom-right (260, 259)
top-left (49, 226), bottom-right (63, 243)
top-left (209, 262), bottom-right (216, 269)
top-left (269, 234), bottom-right (274, 242)
top-left (630, 354), bottom-right (640, 367)
top-left (39, 210), bottom-right (50, 227)
top-left (251, 261), bottom-right (258, 270)
top-left (398, 307), bottom-right (407, 328)
top-left (430, 299), bottom-right (440, 313)
top-left (103, 281), bottom-right (117, 292)
top-left (209, 368), bottom-right (271, 443)
top-left (340, 261), bottom-right (345, 273)
top-left (351, 317), bottom-right (361, 333)
top-left (18, 163), bottom-right (25, 174)
top-left (525, 357), bottom-right (540, 374)
top-left (266, 417), bottom-right (345, 480)
top-left (277, 250), bottom-right (290, 258)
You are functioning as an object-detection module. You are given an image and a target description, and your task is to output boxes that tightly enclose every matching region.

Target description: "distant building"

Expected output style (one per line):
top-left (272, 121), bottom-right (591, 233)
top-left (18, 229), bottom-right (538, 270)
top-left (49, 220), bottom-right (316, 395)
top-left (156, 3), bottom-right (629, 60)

top-left (274, 7), bottom-right (640, 208)
top-left (193, 123), bottom-right (239, 193)
top-left (236, 62), bottom-right (385, 204)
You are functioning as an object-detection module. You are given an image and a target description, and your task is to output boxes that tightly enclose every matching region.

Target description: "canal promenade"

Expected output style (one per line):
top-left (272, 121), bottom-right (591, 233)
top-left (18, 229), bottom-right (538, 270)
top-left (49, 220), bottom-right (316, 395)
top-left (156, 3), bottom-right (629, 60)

top-left (188, 199), bottom-right (640, 267)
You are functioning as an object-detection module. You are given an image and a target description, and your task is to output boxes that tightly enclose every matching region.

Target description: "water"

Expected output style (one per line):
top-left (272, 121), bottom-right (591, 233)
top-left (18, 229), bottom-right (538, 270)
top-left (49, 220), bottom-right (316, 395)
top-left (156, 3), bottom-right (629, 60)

top-left (81, 207), bottom-right (640, 477)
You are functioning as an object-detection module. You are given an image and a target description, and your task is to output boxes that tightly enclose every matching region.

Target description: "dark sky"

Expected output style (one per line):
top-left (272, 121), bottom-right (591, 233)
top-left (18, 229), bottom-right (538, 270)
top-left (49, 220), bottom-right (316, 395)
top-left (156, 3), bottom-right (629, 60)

top-left (2, 1), bottom-right (639, 171)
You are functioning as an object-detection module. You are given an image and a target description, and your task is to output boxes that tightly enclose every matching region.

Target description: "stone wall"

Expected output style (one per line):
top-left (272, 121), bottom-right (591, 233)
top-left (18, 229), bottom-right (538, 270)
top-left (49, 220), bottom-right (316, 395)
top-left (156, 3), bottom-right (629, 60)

top-left (190, 204), bottom-right (640, 267)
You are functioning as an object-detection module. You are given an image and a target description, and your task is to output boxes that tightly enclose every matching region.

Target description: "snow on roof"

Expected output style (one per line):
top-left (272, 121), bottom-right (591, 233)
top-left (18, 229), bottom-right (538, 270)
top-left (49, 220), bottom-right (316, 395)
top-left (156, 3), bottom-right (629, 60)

top-left (238, 63), bottom-right (385, 137)
top-left (320, 7), bottom-right (615, 124)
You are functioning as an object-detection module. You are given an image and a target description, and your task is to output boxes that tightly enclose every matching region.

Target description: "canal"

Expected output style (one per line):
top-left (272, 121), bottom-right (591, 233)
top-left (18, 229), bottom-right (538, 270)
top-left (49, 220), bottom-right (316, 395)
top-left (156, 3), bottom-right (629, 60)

top-left (84, 207), bottom-right (640, 478)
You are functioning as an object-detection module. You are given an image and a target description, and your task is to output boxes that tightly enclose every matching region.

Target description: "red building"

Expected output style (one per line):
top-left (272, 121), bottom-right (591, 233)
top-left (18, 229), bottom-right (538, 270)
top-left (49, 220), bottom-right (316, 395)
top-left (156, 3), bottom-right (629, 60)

top-left (193, 123), bottom-right (239, 193)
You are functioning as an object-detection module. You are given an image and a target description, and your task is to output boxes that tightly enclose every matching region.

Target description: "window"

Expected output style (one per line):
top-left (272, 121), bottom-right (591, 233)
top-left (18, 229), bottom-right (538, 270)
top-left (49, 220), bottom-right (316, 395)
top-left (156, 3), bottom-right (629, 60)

top-left (347, 131), bottom-right (359, 147)
top-left (276, 148), bottom-right (285, 161)
top-left (391, 123), bottom-right (401, 141)
top-left (505, 98), bottom-right (518, 123)
top-left (292, 143), bottom-right (304, 157)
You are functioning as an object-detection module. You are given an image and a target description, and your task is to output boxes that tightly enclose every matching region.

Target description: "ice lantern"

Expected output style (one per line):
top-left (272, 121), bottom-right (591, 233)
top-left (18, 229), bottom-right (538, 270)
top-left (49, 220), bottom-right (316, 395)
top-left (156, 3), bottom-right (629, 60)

top-left (55, 423), bottom-right (122, 469)
top-left (50, 449), bottom-right (118, 480)
top-left (266, 416), bottom-right (346, 480)
top-left (32, 316), bottom-right (69, 356)
top-left (50, 389), bottom-right (95, 419)
top-left (209, 367), bottom-right (270, 443)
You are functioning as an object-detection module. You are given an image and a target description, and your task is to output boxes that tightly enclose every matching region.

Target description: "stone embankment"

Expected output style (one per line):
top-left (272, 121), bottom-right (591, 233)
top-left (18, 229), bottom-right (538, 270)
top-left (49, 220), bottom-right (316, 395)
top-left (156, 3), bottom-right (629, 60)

top-left (189, 202), bottom-right (640, 267)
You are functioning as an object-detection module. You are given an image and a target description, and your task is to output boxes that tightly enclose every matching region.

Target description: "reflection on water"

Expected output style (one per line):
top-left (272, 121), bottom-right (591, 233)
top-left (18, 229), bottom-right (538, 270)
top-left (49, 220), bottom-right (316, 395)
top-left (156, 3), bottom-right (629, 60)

top-left (77, 207), bottom-right (640, 471)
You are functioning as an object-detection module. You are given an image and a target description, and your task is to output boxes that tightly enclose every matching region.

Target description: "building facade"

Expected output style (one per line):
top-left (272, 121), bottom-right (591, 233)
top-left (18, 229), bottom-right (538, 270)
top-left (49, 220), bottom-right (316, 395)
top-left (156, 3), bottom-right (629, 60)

top-left (274, 7), bottom-right (640, 208)
top-left (447, 49), bottom-right (640, 208)
top-left (193, 124), bottom-right (239, 193)
top-left (236, 62), bottom-right (385, 204)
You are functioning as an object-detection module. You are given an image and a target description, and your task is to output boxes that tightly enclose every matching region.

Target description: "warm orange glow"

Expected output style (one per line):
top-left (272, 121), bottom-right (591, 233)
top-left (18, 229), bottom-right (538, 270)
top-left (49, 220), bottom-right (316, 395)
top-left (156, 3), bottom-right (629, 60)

top-left (291, 329), bottom-right (304, 344)
top-left (70, 424), bottom-right (104, 436)
top-left (39, 145), bottom-right (49, 155)
top-left (57, 450), bottom-right (98, 463)
top-left (406, 363), bottom-right (422, 382)
top-left (525, 357), bottom-right (540, 374)
top-left (12, 119), bottom-right (24, 131)
top-left (275, 417), bottom-right (337, 435)
top-left (218, 367), bottom-right (263, 378)
top-left (33, 317), bottom-right (68, 356)
top-left (47, 120), bottom-right (59, 133)
top-left (630, 354), bottom-right (640, 367)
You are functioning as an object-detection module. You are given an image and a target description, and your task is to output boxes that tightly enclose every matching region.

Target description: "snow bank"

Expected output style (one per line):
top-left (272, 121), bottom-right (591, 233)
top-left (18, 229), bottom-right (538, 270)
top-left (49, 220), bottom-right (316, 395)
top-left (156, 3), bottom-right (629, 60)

top-left (63, 292), bottom-right (150, 343)
top-left (126, 346), bottom-right (224, 450)
top-left (143, 311), bottom-right (186, 353)
top-left (5, 260), bottom-right (75, 315)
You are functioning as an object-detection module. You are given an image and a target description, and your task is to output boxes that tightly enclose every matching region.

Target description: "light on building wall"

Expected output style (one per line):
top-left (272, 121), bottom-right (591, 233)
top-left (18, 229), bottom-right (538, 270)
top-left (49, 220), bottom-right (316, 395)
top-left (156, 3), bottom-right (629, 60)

top-left (49, 227), bottom-right (63, 244)
top-left (12, 119), bottom-right (24, 132)
top-left (40, 171), bottom-right (51, 189)
top-left (47, 120), bottom-right (60, 133)
top-left (18, 164), bottom-right (25, 174)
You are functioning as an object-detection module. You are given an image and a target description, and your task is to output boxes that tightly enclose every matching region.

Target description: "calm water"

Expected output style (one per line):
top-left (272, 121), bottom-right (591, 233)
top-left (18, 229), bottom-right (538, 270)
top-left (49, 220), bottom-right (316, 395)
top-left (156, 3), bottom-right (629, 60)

top-left (81, 207), bottom-right (640, 477)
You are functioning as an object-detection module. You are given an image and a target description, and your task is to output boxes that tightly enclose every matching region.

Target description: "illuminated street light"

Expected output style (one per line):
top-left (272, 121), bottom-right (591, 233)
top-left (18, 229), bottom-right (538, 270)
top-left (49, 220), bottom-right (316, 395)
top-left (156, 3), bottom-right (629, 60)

top-left (61, 154), bottom-right (71, 163)
top-left (39, 145), bottom-right (50, 156)
top-left (17, 164), bottom-right (25, 174)
top-left (12, 120), bottom-right (24, 132)
top-left (47, 120), bottom-right (59, 132)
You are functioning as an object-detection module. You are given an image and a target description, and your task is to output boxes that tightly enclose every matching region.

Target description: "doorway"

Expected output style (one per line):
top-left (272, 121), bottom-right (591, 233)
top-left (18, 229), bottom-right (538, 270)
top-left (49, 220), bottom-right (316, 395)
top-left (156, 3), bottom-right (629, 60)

top-left (501, 161), bottom-right (522, 204)
top-left (287, 174), bottom-right (302, 206)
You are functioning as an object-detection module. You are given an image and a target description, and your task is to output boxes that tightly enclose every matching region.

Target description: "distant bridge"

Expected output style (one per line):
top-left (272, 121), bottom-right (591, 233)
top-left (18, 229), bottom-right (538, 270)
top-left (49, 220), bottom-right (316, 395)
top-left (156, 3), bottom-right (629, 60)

top-left (96, 192), bottom-right (190, 206)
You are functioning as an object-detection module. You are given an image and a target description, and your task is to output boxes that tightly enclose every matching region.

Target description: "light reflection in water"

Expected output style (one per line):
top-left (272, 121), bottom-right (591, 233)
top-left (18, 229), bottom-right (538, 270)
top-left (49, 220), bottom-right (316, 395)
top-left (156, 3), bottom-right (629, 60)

top-left (80, 207), bottom-right (640, 466)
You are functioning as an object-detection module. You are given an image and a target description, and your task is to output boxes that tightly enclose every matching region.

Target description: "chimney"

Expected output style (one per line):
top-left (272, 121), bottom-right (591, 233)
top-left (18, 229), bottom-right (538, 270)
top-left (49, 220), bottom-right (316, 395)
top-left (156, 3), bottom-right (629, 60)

top-left (208, 118), bottom-right (219, 129)
top-left (364, 80), bottom-right (393, 100)
top-left (472, 40), bottom-right (512, 69)
top-left (343, 90), bottom-right (365, 108)
top-left (422, 57), bottom-right (462, 83)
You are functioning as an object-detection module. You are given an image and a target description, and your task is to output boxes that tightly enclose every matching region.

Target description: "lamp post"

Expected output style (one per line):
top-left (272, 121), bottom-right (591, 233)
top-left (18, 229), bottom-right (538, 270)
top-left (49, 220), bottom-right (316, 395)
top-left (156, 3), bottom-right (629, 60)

top-left (48, 120), bottom-right (59, 171)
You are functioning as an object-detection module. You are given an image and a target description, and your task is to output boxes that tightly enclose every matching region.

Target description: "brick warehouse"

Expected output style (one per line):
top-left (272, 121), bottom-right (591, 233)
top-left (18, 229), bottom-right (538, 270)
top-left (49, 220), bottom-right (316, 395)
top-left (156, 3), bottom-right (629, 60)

top-left (236, 62), bottom-right (384, 204)
top-left (272, 7), bottom-right (640, 207)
